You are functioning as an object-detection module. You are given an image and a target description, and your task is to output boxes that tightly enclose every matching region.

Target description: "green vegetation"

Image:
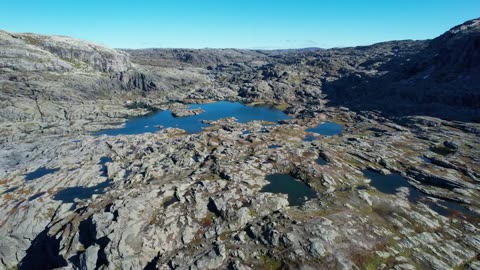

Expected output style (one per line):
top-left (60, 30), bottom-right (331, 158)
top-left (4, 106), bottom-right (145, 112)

top-left (23, 35), bottom-right (42, 46)
top-left (248, 207), bottom-right (258, 217)
top-left (161, 196), bottom-right (175, 206)
top-left (354, 254), bottom-right (387, 270)
top-left (125, 101), bottom-right (157, 111)
top-left (199, 211), bottom-right (217, 227)
top-left (45, 207), bottom-right (56, 219)
top-left (371, 203), bottom-right (395, 217)
top-left (274, 103), bottom-right (290, 111)
top-left (430, 145), bottom-right (456, 156)
top-left (259, 255), bottom-right (284, 270)
top-left (219, 231), bottom-right (230, 241)
top-left (71, 60), bottom-right (84, 69)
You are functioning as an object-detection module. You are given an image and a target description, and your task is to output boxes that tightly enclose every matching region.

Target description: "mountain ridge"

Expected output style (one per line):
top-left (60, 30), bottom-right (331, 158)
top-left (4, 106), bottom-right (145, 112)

top-left (1, 18), bottom-right (478, 141)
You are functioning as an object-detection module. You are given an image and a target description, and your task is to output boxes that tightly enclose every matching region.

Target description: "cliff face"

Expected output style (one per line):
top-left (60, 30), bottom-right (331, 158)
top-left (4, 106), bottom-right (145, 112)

top-left (0, 31), bottom-right (73, 72)
top-left (0, 30), bottom-right (130, 73)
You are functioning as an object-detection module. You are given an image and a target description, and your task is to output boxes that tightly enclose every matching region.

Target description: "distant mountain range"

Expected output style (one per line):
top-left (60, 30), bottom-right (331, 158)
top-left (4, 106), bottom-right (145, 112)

top-left (0, 18), bottom-right (478, 126)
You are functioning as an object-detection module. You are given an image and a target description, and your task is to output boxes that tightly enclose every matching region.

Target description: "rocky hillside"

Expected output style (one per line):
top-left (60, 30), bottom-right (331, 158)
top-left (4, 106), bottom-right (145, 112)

top-left (1, 18), bottom-right (479, 137)
top-left (423, 18), bottom-right (480, 79)
top-left (124, 19), bottom-right (480, 122)
top-left (317, 18), bottom-right (480, 121)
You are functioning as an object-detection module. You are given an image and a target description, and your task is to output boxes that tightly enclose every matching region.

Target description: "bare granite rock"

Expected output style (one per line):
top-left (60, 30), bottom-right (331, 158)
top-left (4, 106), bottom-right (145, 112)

top-left (0, 18), bottom-right (480, 270)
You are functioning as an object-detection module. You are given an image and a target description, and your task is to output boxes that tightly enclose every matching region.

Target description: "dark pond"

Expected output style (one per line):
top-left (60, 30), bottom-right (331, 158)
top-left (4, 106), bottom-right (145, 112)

top-left (260, 173), bottom-right (317, 206)
top-left (99, 156), bottom-right (113, 165)
top-left (94, 101), bottom-right (290, 136)
top-left (362, 169), bottom-right (422, 201)
top-left (163, 195), bottom-right (180, 208)
top-left (3, 186), bottom-right (19, 194)
top-left (28, 192), bottom-right (46, 201)
top-left (306, 122), bottom-right (343, 136)
top-left (430, 145), bottom-right (456, 156)
top-left (99, 156), bottom-right (113, 177)
top-left (428, 199), bottom-right (479, 220)
top-left (420, 156), bottom-right (432, 163)
top-left (316, 156), bottom-right (328, 165)
top-left (24, 167), bottom-right (60, 181)
top-left (53, 180), bottom-right (111, 204)
top-left (268, 144), bottom-right (282, 149)
top-left (362, 169), bottom-right (478, 219)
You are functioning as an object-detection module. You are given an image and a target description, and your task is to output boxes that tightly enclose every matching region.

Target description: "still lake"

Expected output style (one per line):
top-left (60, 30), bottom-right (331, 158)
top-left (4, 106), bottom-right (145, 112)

top-left (95, 101), bottom-right (290, 136)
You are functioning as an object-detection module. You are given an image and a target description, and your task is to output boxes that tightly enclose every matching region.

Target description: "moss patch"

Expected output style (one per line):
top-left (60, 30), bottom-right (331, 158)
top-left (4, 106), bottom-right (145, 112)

top-left (430, 145), bottom-right (456, 156)
top-left (23, 35), bottom-right (42, 46)
top-left (274, 103), bottom-right (290, 111)
top-left (259, 255), bottom-right (285, 270)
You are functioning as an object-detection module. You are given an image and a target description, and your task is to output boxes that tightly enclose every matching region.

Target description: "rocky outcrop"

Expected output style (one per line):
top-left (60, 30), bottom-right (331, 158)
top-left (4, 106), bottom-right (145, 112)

top-left (123, 48), bottom-right (269, 68)
top-left (2, 31), bottom-right (130, 73)
top-left (0, 31), bottom-right (73, 72)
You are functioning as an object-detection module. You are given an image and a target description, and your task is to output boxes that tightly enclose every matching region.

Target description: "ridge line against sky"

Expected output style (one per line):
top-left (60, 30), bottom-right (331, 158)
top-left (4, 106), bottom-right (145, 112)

top-left (1, 0), bottom-right (479, 49)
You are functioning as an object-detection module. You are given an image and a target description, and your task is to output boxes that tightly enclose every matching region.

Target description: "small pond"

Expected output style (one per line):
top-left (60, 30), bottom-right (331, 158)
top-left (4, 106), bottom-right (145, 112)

top-left (94, 101), bottom-right (290, 136)
top-left (306, 122), bottom-right (343, 136)
top-left (316, 156), bottom-right (329, 165)
top-left (28, 192), bottom-right (46, 201)
top-left (362, 169), bottom-right (422, 201)
top-left (163, 196), bottom-right (180, 208)
top-left (268, 144), bottom-right (282, 149)
top-left (260, 173), bottom-right (317, 206)
top-left (419, 156), bottom-right (432, 163)
top-left (428, 199), bottom-right (479, 220)
top-left (24, 167), bottom-right (60, 181)
top-left (99, 156), bottom-right (113, 177)
top-left (362, 169), bottom-right (478, 220)
top-left (304, 135), bottom-right (317, 142)
top-left (53, 180), bottom-right (111, 204)
top-left (3, 186), bottom-right (19, 194)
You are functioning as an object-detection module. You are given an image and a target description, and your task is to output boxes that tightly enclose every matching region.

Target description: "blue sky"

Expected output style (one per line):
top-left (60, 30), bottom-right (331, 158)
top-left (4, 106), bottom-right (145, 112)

top-left (1, 0), bottom-right (479, 49)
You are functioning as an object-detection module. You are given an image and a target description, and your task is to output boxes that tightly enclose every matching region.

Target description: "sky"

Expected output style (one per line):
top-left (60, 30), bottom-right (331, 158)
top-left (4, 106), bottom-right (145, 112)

top-left (1, 0), bottom-right (479, 49)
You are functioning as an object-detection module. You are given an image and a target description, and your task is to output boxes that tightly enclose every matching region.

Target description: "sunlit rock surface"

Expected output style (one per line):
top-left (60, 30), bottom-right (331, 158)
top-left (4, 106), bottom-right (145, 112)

top-left (0, 18), bottom-right (479, 269)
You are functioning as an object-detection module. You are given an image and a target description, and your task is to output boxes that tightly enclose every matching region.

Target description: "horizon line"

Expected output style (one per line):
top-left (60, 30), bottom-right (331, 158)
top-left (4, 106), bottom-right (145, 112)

top-left (1, 28), bottom-right (428, 51)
